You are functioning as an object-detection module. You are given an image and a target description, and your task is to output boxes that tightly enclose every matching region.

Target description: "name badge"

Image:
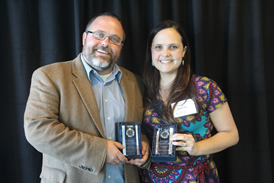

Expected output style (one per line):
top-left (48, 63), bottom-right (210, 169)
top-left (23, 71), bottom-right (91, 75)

top-left (171, 99), bottom-right (198, 118)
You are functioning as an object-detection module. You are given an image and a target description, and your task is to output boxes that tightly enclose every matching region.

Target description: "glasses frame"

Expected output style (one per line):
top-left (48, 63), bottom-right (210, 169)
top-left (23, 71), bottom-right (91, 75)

top-left (86, 31), bottom-right (124, 46)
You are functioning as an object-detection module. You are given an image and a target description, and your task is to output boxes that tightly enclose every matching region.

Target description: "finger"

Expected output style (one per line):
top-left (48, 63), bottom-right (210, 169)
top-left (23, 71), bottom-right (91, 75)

top-left (176, 146), bottom-right (185, 151)
top-left (182, 142), bottom-right (187, 147)
top-left (175, 142), bottom-right (188, 151)
top-left (128, 150), bottom-right (148, 165)
top-left (114, 141), bottom-right (125, 149)
top-left (117, 153), bottom-right (128, 163)
top-left (172, 134), bottom-right (186, 141)
top-left (143, 150), bottom-right (149, 159)
top-left (128, 158), bottom-right (144, 166)
top-left (128, 152), bottom-right (147, 164)
top-left (112, 158), bottom-right (124, 165)
top-left (142, 143), bottom-right (149, 155)
top-left (128, 159), bottom-right (140, 166)
top-left (111, 161), bottom-right (118, 165)
top-left (173, 133), bottom-right (193, 141)
top-left (172, 140), bottom-right (186, 146)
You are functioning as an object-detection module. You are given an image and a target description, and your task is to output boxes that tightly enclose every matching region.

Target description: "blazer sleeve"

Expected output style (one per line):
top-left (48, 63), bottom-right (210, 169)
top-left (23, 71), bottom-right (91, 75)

top-left (24, 67), bottom-right (106, 175)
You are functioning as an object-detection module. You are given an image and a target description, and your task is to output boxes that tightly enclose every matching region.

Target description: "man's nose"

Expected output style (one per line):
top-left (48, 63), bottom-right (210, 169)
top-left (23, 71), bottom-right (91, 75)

top-left (101, 36), bottom-right (110, 47)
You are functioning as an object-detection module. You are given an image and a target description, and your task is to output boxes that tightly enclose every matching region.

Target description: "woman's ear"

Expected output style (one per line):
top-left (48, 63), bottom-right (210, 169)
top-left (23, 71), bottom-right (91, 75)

top-left (182, 46), bottom-right (187, 57)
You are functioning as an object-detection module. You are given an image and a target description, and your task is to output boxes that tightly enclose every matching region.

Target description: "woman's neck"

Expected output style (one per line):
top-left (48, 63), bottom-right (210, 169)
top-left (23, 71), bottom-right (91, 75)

top-left (159, 76), bottom-right (176, 104)
top-left (159, 73), bottom-right (176, 88)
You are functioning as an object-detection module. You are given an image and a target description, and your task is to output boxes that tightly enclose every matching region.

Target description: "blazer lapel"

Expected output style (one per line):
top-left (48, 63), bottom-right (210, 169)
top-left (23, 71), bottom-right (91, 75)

top-left (120, 69), bottom-right (136, 122)
top-left (71, 55), bottom-right (105, 138)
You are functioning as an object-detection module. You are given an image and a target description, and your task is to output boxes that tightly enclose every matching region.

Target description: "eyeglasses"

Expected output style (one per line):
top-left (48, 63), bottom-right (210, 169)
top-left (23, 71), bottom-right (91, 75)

top-left (86, 31), bottom-right (124, 46)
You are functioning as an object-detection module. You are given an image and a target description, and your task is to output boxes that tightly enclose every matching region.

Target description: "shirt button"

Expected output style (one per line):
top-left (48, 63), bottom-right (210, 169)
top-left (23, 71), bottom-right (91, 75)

top-left (105, 99), bottom-right (108, 102)
top-left (107, 117), bottom-right (110, 120)
top-left (109, 137), bottom-right (112, 140)
top-left (108, 175), bottom-right (111, 179)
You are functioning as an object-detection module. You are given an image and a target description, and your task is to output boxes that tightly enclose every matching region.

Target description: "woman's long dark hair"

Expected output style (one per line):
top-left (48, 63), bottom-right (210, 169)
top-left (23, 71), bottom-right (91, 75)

top-left (142, 20), bottom-right (199, 124)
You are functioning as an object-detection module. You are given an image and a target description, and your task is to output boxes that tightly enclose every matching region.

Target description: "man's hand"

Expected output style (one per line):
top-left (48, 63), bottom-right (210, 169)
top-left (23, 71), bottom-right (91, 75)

top-left (106, 140), bottom-right (128, 165)
top-left (127, 141), bottom-right (149, 166)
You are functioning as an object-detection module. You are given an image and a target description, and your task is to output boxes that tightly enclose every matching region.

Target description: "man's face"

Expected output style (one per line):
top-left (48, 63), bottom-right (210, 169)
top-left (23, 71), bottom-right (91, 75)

top-left (82, 16), bottom-right (124, 75)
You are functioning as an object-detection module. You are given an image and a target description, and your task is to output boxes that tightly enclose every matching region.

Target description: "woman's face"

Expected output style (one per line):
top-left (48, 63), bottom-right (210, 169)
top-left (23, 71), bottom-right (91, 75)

top-left (151, 28), bottom-right (187, 77)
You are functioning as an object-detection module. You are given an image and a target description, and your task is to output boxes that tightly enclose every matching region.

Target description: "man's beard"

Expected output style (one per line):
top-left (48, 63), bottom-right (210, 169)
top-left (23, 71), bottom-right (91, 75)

top-left (83, 46), bottom-right (115, 72)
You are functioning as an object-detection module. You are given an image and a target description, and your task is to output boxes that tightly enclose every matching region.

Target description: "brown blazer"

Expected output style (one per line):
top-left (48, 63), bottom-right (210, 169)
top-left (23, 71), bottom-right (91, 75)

top-left (24, 54), bottom-right (146, 183)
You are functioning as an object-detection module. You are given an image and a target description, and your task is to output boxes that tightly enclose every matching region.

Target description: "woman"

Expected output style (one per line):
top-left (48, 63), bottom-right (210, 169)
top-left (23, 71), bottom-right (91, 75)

top-left (141, 20), bottom-right (239, 182)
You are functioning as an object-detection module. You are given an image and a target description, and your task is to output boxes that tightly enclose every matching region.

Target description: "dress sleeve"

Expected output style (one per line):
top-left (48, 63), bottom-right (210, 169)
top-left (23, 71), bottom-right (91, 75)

top-left (194, 76), bottom-right (227, 113)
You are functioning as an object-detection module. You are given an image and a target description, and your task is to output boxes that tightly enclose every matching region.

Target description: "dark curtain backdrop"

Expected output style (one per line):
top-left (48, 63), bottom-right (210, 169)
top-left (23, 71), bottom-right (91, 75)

top-left (1, 0), bottom-right (273, 182)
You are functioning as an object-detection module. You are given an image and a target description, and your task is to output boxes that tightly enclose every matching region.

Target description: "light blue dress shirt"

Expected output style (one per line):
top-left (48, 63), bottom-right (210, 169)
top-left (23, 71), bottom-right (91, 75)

top-left (81, 54), bottom-right (125, 183)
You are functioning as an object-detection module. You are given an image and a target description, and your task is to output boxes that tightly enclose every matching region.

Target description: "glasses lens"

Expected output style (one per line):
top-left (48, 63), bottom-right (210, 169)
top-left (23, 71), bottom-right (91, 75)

top-left (109, 36), bottom-right (121, 45)
top-left (91, 31), bottom-right (121, 45)
top-left (93, 31), bottom-right (106, 40)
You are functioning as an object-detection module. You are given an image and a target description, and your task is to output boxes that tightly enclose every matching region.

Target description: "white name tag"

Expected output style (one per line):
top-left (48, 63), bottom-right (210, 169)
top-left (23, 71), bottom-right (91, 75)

top-left (171, 99), bottom-right (198, 118)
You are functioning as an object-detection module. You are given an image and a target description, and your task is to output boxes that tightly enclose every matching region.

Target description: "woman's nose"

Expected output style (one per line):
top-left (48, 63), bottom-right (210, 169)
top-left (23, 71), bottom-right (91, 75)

top-left (163, 49), bottom-right (171, 56)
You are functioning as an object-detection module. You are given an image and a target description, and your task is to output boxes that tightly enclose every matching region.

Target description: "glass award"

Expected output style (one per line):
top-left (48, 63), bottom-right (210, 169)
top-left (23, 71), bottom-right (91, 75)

top-left (152, 124), bottom-right (177, 162)
top-left (115, 122), bottom-right (142, 159)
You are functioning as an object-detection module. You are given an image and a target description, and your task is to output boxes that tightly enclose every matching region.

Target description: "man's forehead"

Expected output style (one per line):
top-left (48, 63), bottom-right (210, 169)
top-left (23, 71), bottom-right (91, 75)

top-left (89, 16), bottom-right (123, 36)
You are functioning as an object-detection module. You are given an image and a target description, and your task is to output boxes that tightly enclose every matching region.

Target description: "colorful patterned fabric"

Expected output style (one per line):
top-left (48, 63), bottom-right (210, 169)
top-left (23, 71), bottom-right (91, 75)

top-left (141, 75), bottom-right (227, 182)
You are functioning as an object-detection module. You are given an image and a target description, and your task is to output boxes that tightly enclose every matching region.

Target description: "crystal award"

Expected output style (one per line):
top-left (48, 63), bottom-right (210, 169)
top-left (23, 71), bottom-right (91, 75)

top-left (152, 124), bottom-right (177, 162)
top-left (115, 122), bottom-right (142, 159)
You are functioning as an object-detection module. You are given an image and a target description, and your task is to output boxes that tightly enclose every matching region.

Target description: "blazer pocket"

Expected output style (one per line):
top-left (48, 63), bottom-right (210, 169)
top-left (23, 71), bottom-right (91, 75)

top-left (40, 166), bottom-right (66, 183)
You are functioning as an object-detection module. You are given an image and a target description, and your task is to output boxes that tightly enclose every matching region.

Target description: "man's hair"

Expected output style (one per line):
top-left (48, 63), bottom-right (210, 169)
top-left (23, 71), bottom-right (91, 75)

top-left (85, 12), bottom-right (126, 41)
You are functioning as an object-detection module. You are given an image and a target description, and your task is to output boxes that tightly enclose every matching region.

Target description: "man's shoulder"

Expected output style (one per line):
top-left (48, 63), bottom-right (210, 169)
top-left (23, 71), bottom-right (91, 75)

top-left (33, 61), bottom-right (71, 78)
top-left (41, 60), bottom-right (72, 69)
top-left (118, 66), bottom-right (143, 94)
top-left (31, 56), bottom-right (81, 80)
top-left (118, 65), bottom-right (131, 74)
top-left (35, 55), bottom-right (80, 73)
top-left (118, 66), bottom-right (141, 80)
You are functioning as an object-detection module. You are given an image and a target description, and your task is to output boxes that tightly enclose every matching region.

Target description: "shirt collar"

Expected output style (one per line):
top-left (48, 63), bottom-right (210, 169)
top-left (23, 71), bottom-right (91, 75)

top-left (81, 53), bottom-right (122, 83)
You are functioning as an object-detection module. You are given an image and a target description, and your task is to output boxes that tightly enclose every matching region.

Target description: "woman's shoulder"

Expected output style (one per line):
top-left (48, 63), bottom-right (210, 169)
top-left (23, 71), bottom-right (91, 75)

top-left (192, 74), bottom-right (212, 80)
top-left (191, 74), bottom-right (225, 97)
top-left (191, 74), bottom-right (216, 88)
top-left (191, 74), bottom-right (227, 107)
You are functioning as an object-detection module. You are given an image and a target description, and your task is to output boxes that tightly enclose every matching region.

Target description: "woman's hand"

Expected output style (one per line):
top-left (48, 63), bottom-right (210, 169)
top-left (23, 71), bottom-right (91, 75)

top-left (172, 133), bottom-right (198, 156)
top-left (172, 102), bottom-right (239, 156)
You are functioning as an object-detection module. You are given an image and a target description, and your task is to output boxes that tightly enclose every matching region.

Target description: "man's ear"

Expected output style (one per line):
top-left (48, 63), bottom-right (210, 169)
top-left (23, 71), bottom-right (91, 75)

top-left (82, 32), bottom-right (87, 46)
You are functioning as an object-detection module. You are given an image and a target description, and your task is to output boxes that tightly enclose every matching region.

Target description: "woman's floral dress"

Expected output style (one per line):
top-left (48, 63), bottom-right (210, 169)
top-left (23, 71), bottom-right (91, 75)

top-left (142, 75), bottom-right (227, 183)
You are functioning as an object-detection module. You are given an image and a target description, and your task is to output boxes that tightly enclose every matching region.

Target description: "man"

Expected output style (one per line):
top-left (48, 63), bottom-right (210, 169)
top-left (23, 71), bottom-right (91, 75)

top-left (24, 12), bottom-right (149, 183)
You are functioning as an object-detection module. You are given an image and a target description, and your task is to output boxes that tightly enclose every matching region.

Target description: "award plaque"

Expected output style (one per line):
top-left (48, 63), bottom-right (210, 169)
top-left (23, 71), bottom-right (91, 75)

top-left (151, 124), bottom-right (177, 162)
top-left (115, 122), bottom-right (142, 160)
